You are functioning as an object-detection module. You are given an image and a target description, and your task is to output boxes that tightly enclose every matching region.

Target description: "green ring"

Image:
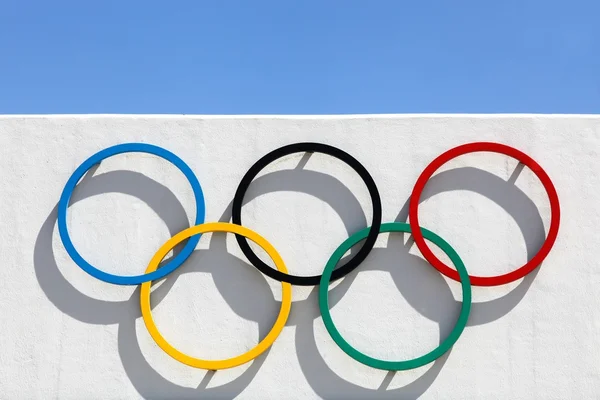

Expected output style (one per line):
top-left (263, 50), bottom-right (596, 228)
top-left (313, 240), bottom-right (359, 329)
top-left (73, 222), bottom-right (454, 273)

top-left (318, 222), bottom-right (472, 371)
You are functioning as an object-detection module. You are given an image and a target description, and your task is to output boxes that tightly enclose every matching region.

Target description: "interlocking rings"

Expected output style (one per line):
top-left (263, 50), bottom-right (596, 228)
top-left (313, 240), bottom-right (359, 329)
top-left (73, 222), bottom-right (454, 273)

top-left (57, 140), bottom-right (560, 371)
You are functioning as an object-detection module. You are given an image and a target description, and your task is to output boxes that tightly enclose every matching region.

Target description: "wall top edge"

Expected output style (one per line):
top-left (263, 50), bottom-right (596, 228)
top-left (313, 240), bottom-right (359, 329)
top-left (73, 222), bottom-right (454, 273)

top-left (0, 113), bottom-right (599, 119)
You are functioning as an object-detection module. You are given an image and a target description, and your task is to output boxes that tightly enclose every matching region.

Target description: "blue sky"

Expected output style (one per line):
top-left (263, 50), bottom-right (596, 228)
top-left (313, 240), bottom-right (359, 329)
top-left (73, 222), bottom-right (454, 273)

top-left (1, 0), bottom-right (598, 114)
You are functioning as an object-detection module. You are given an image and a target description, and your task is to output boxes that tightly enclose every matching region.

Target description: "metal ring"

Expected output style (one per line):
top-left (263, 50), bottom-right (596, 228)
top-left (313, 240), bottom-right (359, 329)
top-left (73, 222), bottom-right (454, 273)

top-left (409, 142), bottom-right (560, 286)
top-left (57, 143), bottom-right (206, 285)
top-left (231, 142), bottom-right (382, 286)
top-left (140, 222), bottom-right (292, 370)
top-left (319, 222), bottom-right (472, 371)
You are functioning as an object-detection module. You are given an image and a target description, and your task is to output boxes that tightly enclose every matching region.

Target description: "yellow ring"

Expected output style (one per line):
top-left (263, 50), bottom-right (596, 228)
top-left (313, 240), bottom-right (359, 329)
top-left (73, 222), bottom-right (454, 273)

top-left (140, 222), bottom-right (292, 370)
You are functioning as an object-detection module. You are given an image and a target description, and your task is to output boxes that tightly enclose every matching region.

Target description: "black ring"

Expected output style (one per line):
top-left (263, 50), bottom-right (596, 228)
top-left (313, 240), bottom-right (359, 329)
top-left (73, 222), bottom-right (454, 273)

top-left (231, 142), bottom-right (382, 286)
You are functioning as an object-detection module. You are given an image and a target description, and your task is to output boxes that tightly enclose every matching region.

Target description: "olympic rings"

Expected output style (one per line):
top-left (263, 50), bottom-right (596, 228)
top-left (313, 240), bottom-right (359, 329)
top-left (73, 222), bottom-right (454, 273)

top-left (409, 142), bottom-right (561, 287)
top-left (140, 222), bottom-right (292, 370)
top-left (319, 222), bottom-right (471, 371)
top-left (57, 143), bottom-right (206, 285)
top-left (55, 140), bottom-right (560, 372)
top-left (231, 142), bottom-right (382, 286)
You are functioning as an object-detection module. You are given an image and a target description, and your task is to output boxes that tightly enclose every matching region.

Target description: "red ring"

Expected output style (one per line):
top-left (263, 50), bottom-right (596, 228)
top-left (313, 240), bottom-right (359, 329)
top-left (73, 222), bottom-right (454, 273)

top-left (408, 142), bottom-right (560, 287)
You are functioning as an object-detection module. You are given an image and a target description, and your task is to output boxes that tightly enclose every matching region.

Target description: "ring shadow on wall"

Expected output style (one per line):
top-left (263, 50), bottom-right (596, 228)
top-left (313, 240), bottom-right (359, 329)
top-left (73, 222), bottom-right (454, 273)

top-left (33, 169), bottom-right (266, 399)
top-left (34, 166), bottom-right (368, 399)
top-left (291, 164), bottom-right (545, 399)
top-left (393, 166), bottom-right (545, 327)
top-left (33, 161), bottom-right (545, 399)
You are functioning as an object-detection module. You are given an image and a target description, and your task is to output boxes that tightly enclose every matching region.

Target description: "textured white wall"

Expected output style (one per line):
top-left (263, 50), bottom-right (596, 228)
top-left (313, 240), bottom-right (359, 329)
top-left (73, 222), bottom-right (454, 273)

top-left (0, 114), bottom-right (598, 399)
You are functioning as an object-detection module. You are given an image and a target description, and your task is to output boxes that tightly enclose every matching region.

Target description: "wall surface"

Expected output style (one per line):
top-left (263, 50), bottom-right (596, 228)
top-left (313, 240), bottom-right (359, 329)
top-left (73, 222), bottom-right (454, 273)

top-left (0, 114), bottom-right (598, 399)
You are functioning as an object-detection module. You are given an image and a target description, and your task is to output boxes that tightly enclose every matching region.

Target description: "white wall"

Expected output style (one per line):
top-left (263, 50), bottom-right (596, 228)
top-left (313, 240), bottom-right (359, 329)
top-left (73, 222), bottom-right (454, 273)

top-left (0, 114), bottom-right (598, 399)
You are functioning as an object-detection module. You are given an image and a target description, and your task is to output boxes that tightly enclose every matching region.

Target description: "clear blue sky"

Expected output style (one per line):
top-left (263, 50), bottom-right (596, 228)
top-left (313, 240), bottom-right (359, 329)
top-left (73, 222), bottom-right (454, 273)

top-left (1, 1), bottom-right (598, 114)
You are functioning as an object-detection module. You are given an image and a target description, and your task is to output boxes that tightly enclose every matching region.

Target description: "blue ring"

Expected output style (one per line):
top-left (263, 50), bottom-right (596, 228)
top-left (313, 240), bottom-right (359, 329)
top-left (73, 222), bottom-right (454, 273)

top-left (57, 143), bottom-right (206, 285)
